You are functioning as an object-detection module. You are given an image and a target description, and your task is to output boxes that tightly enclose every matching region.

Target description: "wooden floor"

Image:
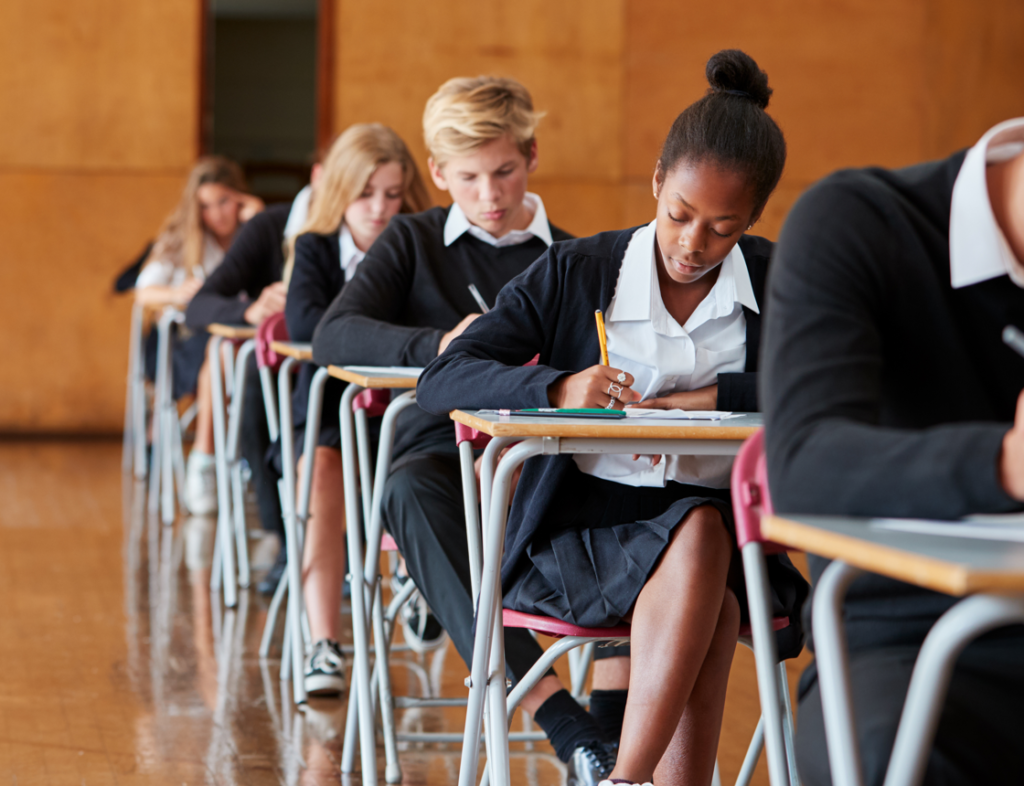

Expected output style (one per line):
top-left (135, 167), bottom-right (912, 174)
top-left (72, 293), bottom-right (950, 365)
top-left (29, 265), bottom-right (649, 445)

top-left (0, 440), bottom-right (812, 785)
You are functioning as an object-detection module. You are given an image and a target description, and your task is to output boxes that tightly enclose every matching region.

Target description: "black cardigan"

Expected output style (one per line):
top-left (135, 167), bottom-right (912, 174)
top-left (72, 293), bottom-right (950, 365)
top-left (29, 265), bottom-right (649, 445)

top-left (312, 205), bottom-right (572, 457)
top-left (763, 150), bottom-right (1024, 650)
top-left (417, 226), bottom-right (773, 589)
top-left (286, 231), bottom-right (345, 429)
top-left (185, 203), bottom-right (290, 329)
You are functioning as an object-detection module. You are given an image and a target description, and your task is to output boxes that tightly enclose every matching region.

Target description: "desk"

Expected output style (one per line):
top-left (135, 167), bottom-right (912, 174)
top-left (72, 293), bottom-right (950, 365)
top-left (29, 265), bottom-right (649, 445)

top-left (452, 410), bottom-right (763, 786)
top-left (762, 514), bottom-right (1024, 786)
top-left (270, 340), bottom-right (312, 362)
top-left (207, 323), bottom-right (257, 340)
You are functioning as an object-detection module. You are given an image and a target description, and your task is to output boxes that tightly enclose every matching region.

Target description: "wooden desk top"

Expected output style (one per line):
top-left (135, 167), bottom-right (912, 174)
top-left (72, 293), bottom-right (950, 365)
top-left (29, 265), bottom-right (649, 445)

top-left (207, 323), bottom-right (257, 340)
top-left (270, 341), bottom-right (313, 361)
top-left (450, 410), bottom-right (762, 440)
top-left (762, 514), bottom-right (1024, 596)
top-left (326, 365), bottom-right (421, 389)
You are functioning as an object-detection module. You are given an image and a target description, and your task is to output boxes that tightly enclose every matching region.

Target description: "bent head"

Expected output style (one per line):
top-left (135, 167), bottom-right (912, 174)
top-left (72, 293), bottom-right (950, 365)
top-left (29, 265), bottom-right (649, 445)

top-left (652, 50), bottom-right (786, 285)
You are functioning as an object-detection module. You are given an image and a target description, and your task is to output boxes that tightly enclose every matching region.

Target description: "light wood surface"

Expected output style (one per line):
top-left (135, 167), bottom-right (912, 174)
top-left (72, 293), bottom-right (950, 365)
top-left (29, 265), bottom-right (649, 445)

top-left (270, 341), bottom-right (313, 361)
top-left (207, 323), bottom-right (257, 340)
top-left (451, 409), bottom-right (762, 440)
top-left (0, 439), bottom-right (808, 785)
top-left (327, 365), bottom-right (420, 389)
top-left (763, 514), bottom-right (1024, 596)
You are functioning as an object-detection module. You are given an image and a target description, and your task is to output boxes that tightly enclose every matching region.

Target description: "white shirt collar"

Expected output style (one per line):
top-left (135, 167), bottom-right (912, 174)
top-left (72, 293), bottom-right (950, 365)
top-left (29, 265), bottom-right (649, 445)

top-left (339, 224), bottom-right (365, 282)
top-left (607, 221), bottom-right (759, 327)
top-left (443, 192), bottom-right (553, 248)
top-left (284, 184), bottom-right (313, 240)
top-left (949, 117), bottom-right (1024, 289)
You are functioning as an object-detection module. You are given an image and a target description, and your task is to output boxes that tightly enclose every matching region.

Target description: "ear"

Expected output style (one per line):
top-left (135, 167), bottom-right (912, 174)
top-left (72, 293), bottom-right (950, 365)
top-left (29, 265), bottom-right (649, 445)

top-left (525, 139), bottom-right (539, 174)
top-left (747, 203), bottom-right (765, 229)
top-left (652, 160), bottom-right (665, 200)
top-left (427, 157), bottom-right (450, 192)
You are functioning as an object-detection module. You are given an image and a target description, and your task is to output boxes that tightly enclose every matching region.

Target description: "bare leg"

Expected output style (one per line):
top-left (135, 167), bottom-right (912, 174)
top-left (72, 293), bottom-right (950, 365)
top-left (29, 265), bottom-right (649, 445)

top-left (519, 674), bottom-right (565, 716)
top-left (593, 656), bottom-right (630, 690)
top-left (300, 446), bottom-right (347, 642)
top-left (654, 589), bottom-right (740, 786)
top-left (193, 357), bottom-right (215, 455)
top-left (610, 504), bottom-right (734, 785)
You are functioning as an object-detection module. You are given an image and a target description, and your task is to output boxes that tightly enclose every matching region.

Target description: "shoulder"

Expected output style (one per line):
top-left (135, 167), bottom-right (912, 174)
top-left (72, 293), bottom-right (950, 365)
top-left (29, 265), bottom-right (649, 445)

top-left (547, 222), bottom-right (574, 242)
top-left (294, 231), bottom-right (339, 263)
top-left (385, 206), bottom-right (449, 239)
top-left (238, 202), bottom-right (289, 239)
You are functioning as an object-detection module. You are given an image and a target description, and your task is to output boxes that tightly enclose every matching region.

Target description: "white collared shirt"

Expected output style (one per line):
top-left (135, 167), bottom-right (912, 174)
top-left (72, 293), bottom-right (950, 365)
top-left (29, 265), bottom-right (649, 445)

top-left (950, 117), bottom-right (1024, 289)
top-left (135, 232), bottom-right (225, 289)
top-left (338, 224), bottom-right (365, 282)
top-left (443, 192), bottom-right (553, 248)
top-left (284, 184), bottom-right (312, 241)
top-left (574, 221), bottom-right (758, 488)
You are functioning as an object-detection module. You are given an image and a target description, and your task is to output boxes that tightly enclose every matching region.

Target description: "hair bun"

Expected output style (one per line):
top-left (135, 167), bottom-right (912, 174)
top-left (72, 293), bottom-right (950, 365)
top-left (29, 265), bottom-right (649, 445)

top-left (705, 50), bottom-right (772, 109)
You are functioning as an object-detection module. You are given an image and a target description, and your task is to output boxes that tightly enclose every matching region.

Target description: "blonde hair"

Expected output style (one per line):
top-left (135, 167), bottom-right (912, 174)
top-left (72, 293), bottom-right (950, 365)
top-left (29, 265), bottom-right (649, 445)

top-left (423, 76), bottom-right (543, 166)
top-left (284, 123), bottom-right (431, 284)
top-left (149, 156), bottom-right (248, 274)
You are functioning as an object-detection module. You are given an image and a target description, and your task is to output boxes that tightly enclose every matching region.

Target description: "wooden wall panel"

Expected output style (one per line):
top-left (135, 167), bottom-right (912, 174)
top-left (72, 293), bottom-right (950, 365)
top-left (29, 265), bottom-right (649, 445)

top-left (332, 0), bottom-right (626, 236)
top-left (0, 173), bottom-right (186, 432)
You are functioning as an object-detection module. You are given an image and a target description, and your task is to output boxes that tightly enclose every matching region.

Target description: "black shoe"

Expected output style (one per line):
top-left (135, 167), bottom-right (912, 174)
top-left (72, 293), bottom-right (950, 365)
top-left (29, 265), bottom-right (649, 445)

top-left (567, 741), bottom-right (617, 786)
top-left (257, 546), bottom-right (287, 595)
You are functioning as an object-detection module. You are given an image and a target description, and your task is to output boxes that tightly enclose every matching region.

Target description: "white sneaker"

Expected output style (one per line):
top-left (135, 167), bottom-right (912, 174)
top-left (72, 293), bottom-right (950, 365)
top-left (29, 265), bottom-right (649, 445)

top-left (185, 451), bottom-right (217, 515)
top-left (305, 639), bottom-right (346, 697)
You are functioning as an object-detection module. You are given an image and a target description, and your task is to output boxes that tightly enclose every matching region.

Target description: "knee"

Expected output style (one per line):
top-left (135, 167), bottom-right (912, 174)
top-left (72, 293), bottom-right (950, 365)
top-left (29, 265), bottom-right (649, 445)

top-left (668, 505), bottom-right (732, 566)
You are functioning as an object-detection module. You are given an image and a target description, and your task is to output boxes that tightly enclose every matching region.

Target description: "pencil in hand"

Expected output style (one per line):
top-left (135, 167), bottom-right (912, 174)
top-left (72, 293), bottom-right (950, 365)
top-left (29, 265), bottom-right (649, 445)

top-left (595, 309), bottom-right (610, 366)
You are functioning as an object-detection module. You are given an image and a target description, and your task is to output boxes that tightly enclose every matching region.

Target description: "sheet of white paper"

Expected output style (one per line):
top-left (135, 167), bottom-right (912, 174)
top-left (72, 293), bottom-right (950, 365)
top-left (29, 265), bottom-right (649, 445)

top-left (622, 409), bottom-right (737, 420)
top-left (872, 518), bottom-right (1024, 543)
top-left (344, 366), bottom-right (423, 377)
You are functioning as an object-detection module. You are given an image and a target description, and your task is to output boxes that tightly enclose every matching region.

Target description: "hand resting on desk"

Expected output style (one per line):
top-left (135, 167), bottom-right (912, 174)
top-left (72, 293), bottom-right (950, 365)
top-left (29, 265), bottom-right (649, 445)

top-left (547, 364), bottom-right (639, 409)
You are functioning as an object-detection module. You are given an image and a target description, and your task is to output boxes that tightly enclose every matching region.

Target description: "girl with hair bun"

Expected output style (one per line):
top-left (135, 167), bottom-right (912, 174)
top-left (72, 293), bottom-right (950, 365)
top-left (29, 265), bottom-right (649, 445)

top-left (418, 50), bottom-right (807, 785)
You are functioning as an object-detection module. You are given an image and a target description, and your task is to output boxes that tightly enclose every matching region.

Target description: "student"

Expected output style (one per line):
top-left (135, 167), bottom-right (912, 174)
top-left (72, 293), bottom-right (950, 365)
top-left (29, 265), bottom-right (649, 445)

top-left (417, 53), bottom-right (807, 786)
top-left (315, 75), bottom-right (694, 783)
top-left (762, 118), bottom-right (1024, 784)
top-left (136, 156), bottom-right (264, 514)
top-left (284, 124), bottom-right (431, 695)
top-left (184, 165), bottom-right (319, 591)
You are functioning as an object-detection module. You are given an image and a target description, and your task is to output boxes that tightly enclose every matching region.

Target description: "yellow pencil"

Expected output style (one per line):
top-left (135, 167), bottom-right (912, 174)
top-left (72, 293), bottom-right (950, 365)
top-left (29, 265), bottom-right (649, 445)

top-left (594, 309), bottom-right (610, 366)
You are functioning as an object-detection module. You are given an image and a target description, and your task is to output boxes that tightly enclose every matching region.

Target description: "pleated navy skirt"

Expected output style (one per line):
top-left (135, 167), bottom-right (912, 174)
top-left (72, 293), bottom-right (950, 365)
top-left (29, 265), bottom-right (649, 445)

top-left (502, 465), bottom-right (808, 659)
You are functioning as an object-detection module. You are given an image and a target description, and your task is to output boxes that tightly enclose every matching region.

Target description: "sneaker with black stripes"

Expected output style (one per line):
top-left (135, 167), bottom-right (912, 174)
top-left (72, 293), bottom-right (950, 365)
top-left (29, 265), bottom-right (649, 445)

top-left (304, 638), bottom-right (346, 697)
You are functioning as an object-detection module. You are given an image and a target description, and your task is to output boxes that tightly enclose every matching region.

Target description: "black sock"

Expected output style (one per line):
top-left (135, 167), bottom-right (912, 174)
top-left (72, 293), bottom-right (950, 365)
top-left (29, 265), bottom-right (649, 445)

top-left (532, 689), bottom-right (608, 763)
top-left (589, 689), bottom-right (628, 744)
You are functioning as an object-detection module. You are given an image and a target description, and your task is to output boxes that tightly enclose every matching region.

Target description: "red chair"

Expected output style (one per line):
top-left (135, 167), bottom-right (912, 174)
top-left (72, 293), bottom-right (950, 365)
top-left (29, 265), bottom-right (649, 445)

top-left (730, 428), bottom-right (800, 786)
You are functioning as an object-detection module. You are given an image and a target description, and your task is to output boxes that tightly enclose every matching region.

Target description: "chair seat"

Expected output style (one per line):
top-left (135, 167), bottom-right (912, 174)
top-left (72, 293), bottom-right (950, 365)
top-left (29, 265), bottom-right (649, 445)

top-left (502, 608), bottom-right (789, 641)
top-left (381, 533), bottom-right (398, 552)
top-left (503, 609), bottom-right (631, 639)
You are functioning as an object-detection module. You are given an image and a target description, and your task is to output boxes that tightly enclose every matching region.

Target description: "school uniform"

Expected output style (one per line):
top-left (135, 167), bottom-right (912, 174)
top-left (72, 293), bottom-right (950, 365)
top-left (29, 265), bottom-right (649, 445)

top-left (182, 201), bottom-right (294, 538)
top-left (762, 119), bottom-right (1024, 785)
top-left (274, 224), bottom-right (367, 473)
top-left (140, 232), bottom-right (227, 399)
top-left (417, 222), bottom-right (807, 658)
top-left (311, 194), bottom-right (591, 682)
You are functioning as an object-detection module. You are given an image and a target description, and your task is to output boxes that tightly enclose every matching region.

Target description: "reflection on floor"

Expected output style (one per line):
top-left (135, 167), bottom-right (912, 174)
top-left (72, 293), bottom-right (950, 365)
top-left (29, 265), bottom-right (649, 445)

top-left (0, 440), bottom-right (812, 785)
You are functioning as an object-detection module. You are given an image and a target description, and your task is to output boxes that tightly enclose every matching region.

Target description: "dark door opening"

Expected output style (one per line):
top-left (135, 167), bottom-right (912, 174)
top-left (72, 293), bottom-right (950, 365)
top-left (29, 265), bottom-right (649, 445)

top-left (203, 0), bottom-right (322, 204)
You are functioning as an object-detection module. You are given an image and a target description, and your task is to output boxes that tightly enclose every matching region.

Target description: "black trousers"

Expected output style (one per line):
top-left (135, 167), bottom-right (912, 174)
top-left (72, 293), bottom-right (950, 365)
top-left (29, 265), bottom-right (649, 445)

top-left (239, 355), bottom-right (284, 538)
top-left (382, 449), bottom-right (627, 686)
top-left (795, 634), bottom-right (1024, 786)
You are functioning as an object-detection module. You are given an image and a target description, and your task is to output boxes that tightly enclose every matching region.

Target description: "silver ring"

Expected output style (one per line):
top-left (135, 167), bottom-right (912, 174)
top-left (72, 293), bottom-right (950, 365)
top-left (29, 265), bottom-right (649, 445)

top-left (617, 371), bottom-right (627, 384)
top-left (607, 382), bottom-right (623, 397)
top-left (605, 396), bottom-right (616, 409)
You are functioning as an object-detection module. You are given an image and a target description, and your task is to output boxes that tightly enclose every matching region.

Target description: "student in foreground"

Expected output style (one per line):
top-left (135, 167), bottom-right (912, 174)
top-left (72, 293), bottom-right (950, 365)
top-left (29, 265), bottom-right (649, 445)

top-left (417, 52), bottom-right (807, 786)
top-left (312, 76), bottom-right (636, 783)
top-left (762, 118), bottom-right (1024, 784)
top-left (284, 123), bottom-right (430, 696)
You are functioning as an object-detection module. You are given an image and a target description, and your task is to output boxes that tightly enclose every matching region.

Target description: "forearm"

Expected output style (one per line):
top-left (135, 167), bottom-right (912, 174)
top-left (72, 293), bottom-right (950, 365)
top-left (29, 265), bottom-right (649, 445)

top-left (135, 285), bottom-right (184, 307)
top-left (312, 313), bottom-right (444, 368)
top-left (186, 291), bottom-right (249, 328)
top-left (418, 353), bottom-right (567, 414)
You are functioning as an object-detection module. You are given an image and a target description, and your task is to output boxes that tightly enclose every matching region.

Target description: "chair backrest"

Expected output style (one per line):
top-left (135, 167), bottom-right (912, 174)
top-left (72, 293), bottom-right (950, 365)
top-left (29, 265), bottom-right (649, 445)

top-left (255, 313), bottom-right (289, 372)
top-left (353, 388), bottom-right (390, 417)
top-left (730, 428), bottom-right (786, 553)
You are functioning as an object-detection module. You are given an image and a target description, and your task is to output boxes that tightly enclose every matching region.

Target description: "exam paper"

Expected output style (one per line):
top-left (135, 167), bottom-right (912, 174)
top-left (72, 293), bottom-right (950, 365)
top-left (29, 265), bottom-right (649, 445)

top-left (622, 409), bottom-right (737, 420)
top-left (872, 517), bottom-right (1024, 543)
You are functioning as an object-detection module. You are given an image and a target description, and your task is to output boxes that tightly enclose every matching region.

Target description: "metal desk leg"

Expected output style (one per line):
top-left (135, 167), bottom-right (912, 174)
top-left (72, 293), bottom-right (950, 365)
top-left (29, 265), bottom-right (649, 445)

top-left (813, 560), bottom-right (865, 786)
top-left (208, 335), bottom-right (237, 608)
top-left (883, 593), bottom-right (1024, 786)
top-left (277, 357), bottom-right (307, 705)
top-left (148, 309), bottom-right (173, 516)
top-left (227, 339), bottom-right (255, 588)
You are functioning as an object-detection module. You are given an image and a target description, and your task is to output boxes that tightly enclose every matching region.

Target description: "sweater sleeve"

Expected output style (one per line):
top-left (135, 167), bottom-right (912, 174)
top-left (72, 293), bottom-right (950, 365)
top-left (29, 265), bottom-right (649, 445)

top-left (762, 180), bottom-right (1018, 519)
top-left (312, 221), bottom-right (445, 367)
top-left (286, 234), bottom-right (338, 342)
top-left (417, 249), bottom-right (573, 415)
top-left (185, 214), bottom-right (275, 329)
